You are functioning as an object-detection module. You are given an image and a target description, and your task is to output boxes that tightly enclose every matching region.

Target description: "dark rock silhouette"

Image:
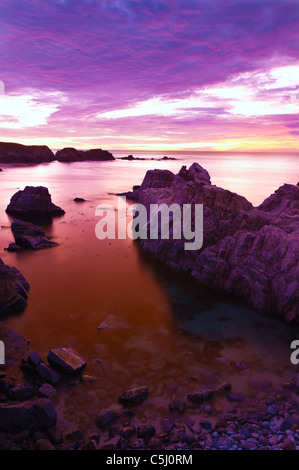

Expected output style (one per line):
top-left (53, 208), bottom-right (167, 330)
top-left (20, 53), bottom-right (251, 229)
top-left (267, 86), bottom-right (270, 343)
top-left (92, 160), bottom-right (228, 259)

top-left (8, 219), bottom-right (58, 251)
top-left (0, 142), bottom-right (55, 163)
top-left (56, 147), bottom-right (115, 162)
top-left (0, 259), bottom-right (30, 317)
top-left (6, 186), bottom-right (65, 219)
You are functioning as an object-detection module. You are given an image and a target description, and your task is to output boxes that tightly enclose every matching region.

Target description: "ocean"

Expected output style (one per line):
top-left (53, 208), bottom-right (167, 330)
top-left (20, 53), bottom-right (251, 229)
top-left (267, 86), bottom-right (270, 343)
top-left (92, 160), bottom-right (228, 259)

top-left (0, 151), bottom-right (298, 434)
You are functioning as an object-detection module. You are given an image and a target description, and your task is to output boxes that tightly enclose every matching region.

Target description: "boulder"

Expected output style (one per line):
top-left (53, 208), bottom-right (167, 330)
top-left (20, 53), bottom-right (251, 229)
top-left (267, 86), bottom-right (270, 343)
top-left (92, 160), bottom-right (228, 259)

top-left (6, 186), bottom-right (65, 219)
top-left (0, 259), bottom-right (30, 317)
top-left (0, 398), bottom-right (57, 432)
top-left (118, 386), bottom-right (149, 407)
top-left (47, 348), bottom-right (86, 374)
top-left (56, 147), bottom-right (115, 162)
top-left (0, 142), bottom-right (55, 164)
top-left (9, 219), bottom-right (57, 251)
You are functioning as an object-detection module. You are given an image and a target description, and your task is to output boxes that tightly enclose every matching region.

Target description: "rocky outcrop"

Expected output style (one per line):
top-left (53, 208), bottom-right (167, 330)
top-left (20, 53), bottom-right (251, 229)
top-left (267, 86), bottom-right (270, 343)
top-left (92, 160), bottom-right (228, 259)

top-left (56, 147), bottom-right (115, 162)
top-left (6, 186), bottom-right (65, 219)
top-left (0, 259), bottom-right (30, 317)
top-left (0, 142), bottom-right (55, 164)
top-left (8, 219), bottom-right (58, 251)
top-left (130, 163), bottom-right (299, 321)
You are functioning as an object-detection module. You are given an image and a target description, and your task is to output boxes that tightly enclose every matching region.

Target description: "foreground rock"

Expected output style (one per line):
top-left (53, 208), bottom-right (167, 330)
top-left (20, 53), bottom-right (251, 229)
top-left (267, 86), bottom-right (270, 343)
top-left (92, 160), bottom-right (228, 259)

top-left (118, 386), bottom-right (149, 407)
top-left (0, 259), bottom-right (30, 317)
top-left (47, 348), bottom-right (86, 374)
top-left (0, 399), bottom-right (57, 432)
top-left (130, 163), bottom-right (299, 321)
top-left (8, 219), bottom-right (58, 251)
top-left (56, 147), bottom-right (115, 162)
top-left (0, 323), bottom-right (31, 367)
top-left (6, 186), bottom-right (65, 219)
top-left (0, 142), bottom-right (55, 164)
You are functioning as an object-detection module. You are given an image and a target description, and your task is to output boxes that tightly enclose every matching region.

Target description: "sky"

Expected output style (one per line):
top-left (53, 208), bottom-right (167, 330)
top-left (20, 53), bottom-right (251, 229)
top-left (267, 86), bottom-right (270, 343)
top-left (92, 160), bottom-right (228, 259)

top-left (0, 0), bottom-right (299, 151)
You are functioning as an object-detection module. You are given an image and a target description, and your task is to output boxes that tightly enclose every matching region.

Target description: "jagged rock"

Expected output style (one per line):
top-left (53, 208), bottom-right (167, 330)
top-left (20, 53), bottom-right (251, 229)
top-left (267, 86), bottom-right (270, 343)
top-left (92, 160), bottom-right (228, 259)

top-left (47, 348), bottom-right (86, 374)
top-left (0, 259), bottom-right (30, 317)
top-left (139, 169), bottom-right (175, 191)
top-left (6, 186), bottom-right (65, 219)
top-left (56, 147), bottom-right (115, 162)
top-left (0, 398), bottom-right (57, 432)
top-left (131, 164), bottom-right (299, 321)
top-left (118, 386), bottom-right (149, 407)
top-left (0, 142), bottom-right (55, 164)
top-left (9, 219), bottom-right (58, 250)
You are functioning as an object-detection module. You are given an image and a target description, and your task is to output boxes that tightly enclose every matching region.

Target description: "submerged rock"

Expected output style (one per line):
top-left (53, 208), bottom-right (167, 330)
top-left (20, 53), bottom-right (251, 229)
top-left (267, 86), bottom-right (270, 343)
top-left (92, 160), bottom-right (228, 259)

top-left (6, 186), bottom-right (65, 219)
top-left (0, 259), bottom-right (30, 317)
top-left (56, 147), bottom-right (115, 162)
top-left (47, 347), bottom-right (86, 375)
top-left (8, 219), bottom-right (58, 251)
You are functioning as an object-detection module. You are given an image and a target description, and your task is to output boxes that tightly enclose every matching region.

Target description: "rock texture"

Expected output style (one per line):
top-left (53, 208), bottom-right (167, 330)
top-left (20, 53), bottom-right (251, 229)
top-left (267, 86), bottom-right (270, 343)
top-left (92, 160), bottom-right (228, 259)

top-left (56, 147), bottom-right (115, 162)
top-left (6, 186), bottom-right (65, 219)
top-left (8, 219), bottom-right (58, 251)
top-left (131, 163), bottom-right (299, 321)
top-left (0, 259), bottom-right (30, 317)
top-left (47, 348), bottom-right (86, 375)
top-left (0, 142), bottom-right (55, 164)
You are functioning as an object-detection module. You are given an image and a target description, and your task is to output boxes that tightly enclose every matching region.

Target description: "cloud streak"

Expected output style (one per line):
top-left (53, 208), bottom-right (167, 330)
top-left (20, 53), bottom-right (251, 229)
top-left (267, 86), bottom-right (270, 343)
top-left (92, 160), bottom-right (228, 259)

top-left (0, 0), bottom-right (299, 150)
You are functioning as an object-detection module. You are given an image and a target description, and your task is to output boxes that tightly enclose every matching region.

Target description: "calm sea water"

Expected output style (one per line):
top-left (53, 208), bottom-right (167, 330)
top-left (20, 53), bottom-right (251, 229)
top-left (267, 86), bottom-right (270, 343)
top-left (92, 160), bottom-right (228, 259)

top-left (0, 151), bottom-right (298, 434)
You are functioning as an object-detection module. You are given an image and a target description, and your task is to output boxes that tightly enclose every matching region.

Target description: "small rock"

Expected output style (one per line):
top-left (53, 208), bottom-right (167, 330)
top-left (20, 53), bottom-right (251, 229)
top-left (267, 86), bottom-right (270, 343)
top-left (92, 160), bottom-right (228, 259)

top-left (35, 363), bottom-right (62, 385)
top-left (187, 389), bottom-right (214, 403)
top-left (35, 438), bottom-right (55, 450)
top-left (96, 409), bottom-right (120, 430)
top-left (118, 386), bottom-right (149, 407)
top-left (38, 383), bottom-right (56, 398)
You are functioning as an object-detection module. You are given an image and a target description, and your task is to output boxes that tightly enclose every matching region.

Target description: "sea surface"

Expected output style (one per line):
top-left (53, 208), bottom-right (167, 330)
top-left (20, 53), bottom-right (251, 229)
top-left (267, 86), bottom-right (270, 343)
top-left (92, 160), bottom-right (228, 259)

top-left (0, 150), bottom-right (298, 434)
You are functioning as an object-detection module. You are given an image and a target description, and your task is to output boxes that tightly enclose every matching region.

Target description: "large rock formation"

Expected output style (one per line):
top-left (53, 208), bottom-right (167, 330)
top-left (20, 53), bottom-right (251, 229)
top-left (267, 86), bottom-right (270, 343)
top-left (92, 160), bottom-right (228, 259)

top-left (130, 163), bottom-right (299, 321)
top-left (6, 186), bottom-right (65, 219)
top-left (56, 147), bottom-right (115, 162)
top-left (0, 142), bottom-right (55, 164)
top-left (0, 259), bottom-right (30, 317)
top-left (7, 219), bottom-right (58, 251)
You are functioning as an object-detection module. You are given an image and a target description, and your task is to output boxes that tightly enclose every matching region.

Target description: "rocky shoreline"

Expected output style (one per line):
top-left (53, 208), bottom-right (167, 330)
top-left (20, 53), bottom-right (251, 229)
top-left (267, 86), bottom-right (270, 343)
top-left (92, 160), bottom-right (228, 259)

top-left (124, 163), bottom-right (299, 322)
top-left (0, 164), bottom-right (299, 450)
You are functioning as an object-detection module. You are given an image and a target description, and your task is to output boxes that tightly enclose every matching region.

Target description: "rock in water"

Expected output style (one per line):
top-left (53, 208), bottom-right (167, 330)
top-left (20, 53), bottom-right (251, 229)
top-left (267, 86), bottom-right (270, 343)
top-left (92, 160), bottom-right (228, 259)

top-left (47, 347), bottom-right (86, 374)
top-left (8, 219), bottom-right (58, 250)
top-left (0, 141), bottom-right (55, 164)
top-left (56, 147), bottom-right (115, 162)
top-left (132, 164), bottom-right (299, 321)
top-left (118, 386), bottom-right (149, 407)
top-left (6, 186), bottom-right (65, 219)
top-left (0, 398), bottom-right (57, 432)
top-left (0, 258), bottom-right (30, 317)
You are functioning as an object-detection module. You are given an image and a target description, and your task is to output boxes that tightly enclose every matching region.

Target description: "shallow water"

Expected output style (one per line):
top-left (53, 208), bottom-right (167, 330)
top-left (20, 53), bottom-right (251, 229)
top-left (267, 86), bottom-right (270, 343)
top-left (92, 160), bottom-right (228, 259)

top-left (0, 152), bottom-right (298, 434)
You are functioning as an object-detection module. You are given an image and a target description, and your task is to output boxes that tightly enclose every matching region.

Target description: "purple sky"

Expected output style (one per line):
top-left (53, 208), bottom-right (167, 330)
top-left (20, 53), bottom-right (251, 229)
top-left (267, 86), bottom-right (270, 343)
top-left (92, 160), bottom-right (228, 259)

top-left (0, 0), bottom-right (299, 151)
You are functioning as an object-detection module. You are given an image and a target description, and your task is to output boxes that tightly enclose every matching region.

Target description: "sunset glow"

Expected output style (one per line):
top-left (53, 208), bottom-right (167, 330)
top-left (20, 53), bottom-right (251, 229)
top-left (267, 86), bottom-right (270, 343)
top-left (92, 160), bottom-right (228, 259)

top-left (0, 0), bottom-right (299, 151)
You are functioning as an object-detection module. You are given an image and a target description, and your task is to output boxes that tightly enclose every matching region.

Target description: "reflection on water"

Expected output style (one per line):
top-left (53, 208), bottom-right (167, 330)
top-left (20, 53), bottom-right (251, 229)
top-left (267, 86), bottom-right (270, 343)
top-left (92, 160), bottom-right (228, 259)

top-left (0, 152), bottom-right (298, 433)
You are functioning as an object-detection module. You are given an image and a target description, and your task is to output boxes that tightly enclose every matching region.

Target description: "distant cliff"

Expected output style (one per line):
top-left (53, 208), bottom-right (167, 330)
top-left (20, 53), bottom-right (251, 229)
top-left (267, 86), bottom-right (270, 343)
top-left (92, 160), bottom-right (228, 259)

top-left (0, 142), bottom-right (115, 164)
top-left (0, 142), bottom-right (55, 163)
